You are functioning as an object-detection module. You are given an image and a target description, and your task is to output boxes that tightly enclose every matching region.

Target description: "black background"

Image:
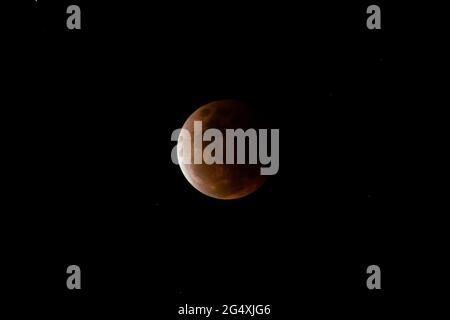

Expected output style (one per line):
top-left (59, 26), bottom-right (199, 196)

top-left (7, 0), bottom-right (441, 318)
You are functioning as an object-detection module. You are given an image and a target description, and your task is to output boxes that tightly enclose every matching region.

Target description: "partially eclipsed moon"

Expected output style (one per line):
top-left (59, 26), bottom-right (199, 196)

top-left (178, 100), bottom-right (266, 200)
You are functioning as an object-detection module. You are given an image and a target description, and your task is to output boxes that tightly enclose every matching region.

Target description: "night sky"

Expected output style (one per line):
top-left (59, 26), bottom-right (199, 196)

top-left (5, 1), bottom-right (442, 318)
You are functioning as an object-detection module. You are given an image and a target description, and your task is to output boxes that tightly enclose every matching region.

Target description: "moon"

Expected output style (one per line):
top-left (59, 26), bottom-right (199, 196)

top-left (178, 100), bottom-right (266, 200)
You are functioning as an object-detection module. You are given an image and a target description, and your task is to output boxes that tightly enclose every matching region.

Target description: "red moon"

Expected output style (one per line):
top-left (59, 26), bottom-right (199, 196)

top-left (178, 100), bottom-right (266, 200)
